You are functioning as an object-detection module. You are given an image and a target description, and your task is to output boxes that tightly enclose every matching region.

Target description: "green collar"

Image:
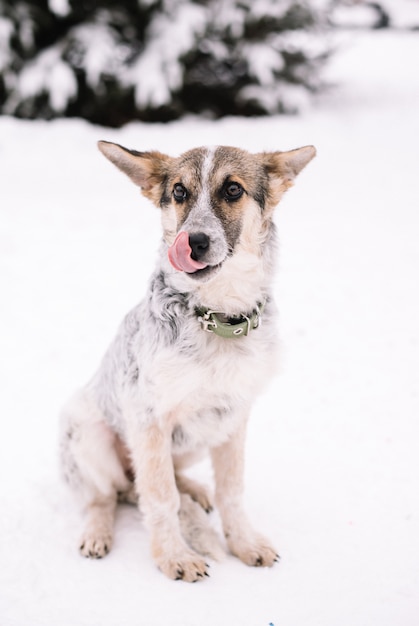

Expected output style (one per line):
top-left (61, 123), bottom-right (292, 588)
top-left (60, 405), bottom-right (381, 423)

top-left (196, 301), bottom-right (265, 339)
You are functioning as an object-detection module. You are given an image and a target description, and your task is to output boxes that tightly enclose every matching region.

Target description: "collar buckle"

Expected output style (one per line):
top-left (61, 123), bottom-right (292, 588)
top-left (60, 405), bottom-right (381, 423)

top-left (198, 311), bottom-right (218, 333)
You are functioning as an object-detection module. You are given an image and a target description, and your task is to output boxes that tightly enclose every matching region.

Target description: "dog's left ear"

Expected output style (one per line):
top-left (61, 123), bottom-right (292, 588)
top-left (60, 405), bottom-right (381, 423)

top-left (262, 145), bottom-right (316, 208)
top-left (98, 140), bottom-right (170, 205)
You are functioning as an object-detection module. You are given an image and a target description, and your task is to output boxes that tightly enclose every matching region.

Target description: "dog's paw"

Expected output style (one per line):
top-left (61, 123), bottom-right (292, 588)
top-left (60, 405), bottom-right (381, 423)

top-left (228, 533), bottom-right (279, 568)
top-left (176, 474), bottom-right (213, 513)
top-left (79, 533), bottom-right (112, 559)
top-left (179, 494), bottom-right (226, 561)
top-left (190, 488), bottom-right (213, 513)
top-left (157, 550), bottom-right (210, 582)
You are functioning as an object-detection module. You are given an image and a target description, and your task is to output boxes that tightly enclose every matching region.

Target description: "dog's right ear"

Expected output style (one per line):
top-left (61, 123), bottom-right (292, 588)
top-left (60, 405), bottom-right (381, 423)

top-left (98, 141), bottom-right (170, 205)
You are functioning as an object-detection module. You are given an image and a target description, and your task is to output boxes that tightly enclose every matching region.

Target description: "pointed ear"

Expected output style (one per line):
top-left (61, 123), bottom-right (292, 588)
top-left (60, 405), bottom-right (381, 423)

top-left (261, 145), bottom-right (316, 209)
top-left (97, 141), bottom-right (171, 204)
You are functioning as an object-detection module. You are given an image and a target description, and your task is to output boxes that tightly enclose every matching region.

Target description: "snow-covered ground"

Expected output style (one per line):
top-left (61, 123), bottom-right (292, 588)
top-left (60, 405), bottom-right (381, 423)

top-left (1, 29), bottom-right (418, 626)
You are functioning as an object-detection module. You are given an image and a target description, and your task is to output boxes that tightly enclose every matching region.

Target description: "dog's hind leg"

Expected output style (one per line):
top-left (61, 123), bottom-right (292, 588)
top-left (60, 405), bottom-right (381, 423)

top-left (60, 391), bottom-right (131, 558)
top-left (175, 473), bottom-right (213, 513)
top-left (173, 451), bottom-right (213, 513)
top-left (79, 496), bottom-right (116, 558)
top-left (178, 494), bottom-right (225, 561)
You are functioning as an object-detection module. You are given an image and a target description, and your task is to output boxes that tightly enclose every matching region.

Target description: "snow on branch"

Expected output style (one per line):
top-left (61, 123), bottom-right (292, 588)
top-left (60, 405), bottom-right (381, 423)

top-left (11, 45), bottom-right (77, 113)
top-left (126, 2), bottom-right (208, 108)
top-left (0, 0), bottom-right (332, 125)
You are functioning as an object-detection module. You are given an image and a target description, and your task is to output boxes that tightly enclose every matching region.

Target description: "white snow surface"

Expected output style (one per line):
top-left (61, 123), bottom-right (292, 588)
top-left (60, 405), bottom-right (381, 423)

top-left (1, 30), bottom-right (418, 626)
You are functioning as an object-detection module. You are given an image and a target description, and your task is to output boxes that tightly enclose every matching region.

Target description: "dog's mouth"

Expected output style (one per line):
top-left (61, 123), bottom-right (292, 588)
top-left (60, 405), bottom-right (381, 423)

top-left (185, 263), bottom-right (222, 281)
top-left (168, 231), bottom-right (223, 281)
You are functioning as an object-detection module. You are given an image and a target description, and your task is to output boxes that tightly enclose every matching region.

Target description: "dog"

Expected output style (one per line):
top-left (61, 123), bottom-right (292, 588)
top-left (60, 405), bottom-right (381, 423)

top-left (60, 141), bottom-right (315, 582)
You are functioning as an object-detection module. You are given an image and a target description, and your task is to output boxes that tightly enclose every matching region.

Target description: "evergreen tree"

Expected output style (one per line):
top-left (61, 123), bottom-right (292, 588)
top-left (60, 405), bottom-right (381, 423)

top-left (0, 0), bottom-right (331, 126)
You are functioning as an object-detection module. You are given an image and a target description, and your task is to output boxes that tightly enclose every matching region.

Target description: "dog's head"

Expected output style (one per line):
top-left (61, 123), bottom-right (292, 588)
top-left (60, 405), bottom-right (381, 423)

top-left (98, 142), bottom-right (315, 283)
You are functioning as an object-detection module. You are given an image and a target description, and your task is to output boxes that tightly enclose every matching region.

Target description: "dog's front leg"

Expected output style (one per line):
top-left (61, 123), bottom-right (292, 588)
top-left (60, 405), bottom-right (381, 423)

top-left (128, 421), bottom-right (210, 581)
top-left (211, 418), bottom-right (279, 568)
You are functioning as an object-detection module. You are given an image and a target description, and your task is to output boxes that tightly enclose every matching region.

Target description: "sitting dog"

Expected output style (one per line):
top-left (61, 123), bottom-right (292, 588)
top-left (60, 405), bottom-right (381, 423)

top-left (60, 141), bottom-right (315, 581)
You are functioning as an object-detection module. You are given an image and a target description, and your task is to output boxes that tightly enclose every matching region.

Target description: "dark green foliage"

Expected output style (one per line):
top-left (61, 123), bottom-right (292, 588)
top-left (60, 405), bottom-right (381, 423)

top-left (0, 0), bottom-right (331, 126)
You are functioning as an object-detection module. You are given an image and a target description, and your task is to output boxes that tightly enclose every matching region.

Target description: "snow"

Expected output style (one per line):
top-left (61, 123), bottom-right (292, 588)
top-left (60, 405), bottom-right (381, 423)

top-left (1, 28), bottom-right (419, 626)
top-left (331, 0), bottom-right (419, 29)
top-left (74, 22), bottom-right (125, 90)
top-left (17, 46), bottom-right (77, 112)
top-left (127, 2), bottom-right (208, 107)
top-left (244, 42), bottom-right (285, 86)
top-left (48, 0), bottom-right (70, 18)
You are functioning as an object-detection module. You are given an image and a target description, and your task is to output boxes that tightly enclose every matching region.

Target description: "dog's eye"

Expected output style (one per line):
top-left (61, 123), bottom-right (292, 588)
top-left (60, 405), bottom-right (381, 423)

top-left (223, 182), bottom-right (243, 201)
top-left (173, 183), bottom-right (187, 202)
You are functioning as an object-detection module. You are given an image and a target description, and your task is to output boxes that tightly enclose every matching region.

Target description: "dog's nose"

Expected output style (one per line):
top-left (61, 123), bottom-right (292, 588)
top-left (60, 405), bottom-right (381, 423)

top-left (189, 232), bottom-right (209, 261)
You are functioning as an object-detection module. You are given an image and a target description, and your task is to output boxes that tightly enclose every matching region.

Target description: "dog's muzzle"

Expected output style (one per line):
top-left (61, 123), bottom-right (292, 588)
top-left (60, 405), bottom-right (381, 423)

top-left (168, 231), bottom-right (209, 274)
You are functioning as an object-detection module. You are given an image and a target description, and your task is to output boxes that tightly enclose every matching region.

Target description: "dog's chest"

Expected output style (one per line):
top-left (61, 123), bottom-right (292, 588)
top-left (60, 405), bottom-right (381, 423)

top-left (139, 327), bottom-right (276, 451)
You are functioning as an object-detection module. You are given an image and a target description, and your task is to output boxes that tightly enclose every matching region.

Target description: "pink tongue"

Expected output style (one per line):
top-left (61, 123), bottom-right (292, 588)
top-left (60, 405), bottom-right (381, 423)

top-left (168, 231), bottom-right (208, 273)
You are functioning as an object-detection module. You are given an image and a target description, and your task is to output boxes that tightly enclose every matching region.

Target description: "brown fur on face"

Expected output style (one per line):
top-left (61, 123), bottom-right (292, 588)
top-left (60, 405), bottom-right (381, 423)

top-left (260, 146), bottom-right (317, 214)
top-left (98, 143), bottom-right (315, 210)
top-left (97, 142), bottom-right (171, 206)
top-left (97, 142), bottom-right (316, 251)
